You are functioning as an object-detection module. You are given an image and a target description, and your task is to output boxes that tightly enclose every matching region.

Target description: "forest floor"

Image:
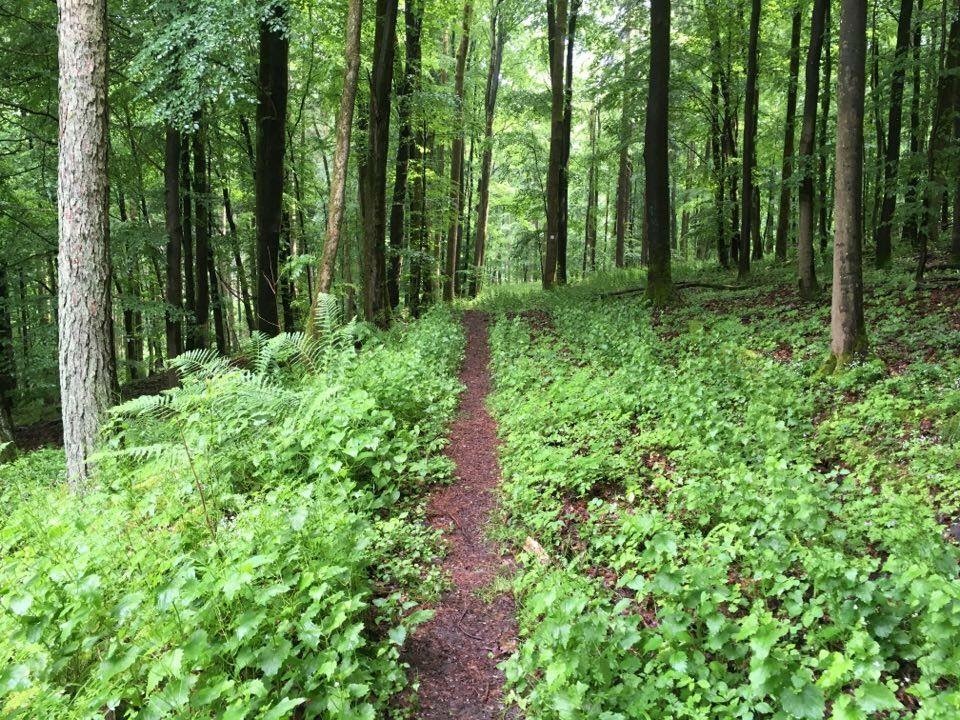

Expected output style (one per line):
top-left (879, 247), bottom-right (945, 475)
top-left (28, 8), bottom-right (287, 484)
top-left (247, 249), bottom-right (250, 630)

top-left (403, 311), bottom-right (519, 719)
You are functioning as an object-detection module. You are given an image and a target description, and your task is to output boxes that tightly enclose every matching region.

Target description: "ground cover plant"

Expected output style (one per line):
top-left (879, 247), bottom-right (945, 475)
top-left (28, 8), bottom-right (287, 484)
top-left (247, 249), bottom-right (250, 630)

top-left (482, 260), bottom-right (960, 719)
top-left (0, 307), bottom-right (463, 718)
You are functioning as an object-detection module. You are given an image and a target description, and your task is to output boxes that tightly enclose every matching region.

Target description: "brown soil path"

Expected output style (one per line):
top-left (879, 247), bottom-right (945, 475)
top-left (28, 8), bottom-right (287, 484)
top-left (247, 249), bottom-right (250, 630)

top-left (404, 311), bottom-right (518, 719)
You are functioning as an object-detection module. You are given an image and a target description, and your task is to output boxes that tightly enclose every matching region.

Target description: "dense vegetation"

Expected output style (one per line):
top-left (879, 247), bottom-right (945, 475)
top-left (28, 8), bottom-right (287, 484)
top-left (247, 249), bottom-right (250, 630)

top-left (484, 262), bottom-right (960, 718)
top-left (1, 0), bottom-right (959, 714)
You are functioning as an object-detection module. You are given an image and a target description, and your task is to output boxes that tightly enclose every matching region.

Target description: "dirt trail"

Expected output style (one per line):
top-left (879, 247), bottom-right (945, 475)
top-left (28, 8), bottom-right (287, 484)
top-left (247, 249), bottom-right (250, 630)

top-left (404, 311), bottom-right (518, 719)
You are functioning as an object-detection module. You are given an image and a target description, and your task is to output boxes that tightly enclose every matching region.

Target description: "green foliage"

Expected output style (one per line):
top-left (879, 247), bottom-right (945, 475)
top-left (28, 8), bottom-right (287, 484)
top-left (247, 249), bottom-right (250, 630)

top-left (483, 267), bottom-right (960, 719)
top-left (0, 307), bottom-right (463, 718)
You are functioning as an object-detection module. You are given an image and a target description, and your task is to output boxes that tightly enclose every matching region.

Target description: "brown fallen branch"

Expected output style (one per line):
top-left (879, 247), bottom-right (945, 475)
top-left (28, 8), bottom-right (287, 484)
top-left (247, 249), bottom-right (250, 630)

top-left (599, 280), bottom-right (746, 298)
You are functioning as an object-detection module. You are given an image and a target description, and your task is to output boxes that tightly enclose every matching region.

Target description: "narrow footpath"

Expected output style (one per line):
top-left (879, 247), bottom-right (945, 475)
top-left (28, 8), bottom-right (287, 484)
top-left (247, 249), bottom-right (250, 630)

top-left (404, 311), bottom-right (518, 719)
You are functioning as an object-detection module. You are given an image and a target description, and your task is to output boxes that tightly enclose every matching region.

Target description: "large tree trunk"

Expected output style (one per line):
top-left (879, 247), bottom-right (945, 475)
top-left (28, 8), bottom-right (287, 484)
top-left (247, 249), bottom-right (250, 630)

top-left (797, 0), bottom-right (828, 300)
top-left (56, 0), bottom-right (115, 489)
top-left (645, 0), bottom-right (671, 304)
top-left (917, 12), bottom-right (960, 278)
top-left (164, 127), bottom-right (184, 359)
top-left (829, 0), bottom-right (868, 366)
top-left (407, 5), bottom-right (427, 315)
top-left (359, 0), bottom-right (398, 324)
top-left (192, 114), bottom-right (210, 347)
top-left (470, 0), bottom-right (505, 297)
top-left (254, 1), bottom-right (289, 336)
top-left (739, 0), bottom-right (761, 280)
top-left (775, 6), bottom-right (803, 261)
top-left (555, 0), bottom-right (580, 284)
top-left (443, 1), bottom-right (473, 301)
top-left (315, 0), bottom-right (363, 298)
top-left (874, 0), bottom-right (914, 267)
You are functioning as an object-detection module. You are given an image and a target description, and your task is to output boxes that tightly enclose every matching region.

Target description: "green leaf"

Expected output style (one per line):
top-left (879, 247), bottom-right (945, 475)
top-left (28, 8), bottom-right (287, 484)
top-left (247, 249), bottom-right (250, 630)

top-left (857, 682), bottom-right (901, 713)
top-left (781, 683), bottom-right (825, 719)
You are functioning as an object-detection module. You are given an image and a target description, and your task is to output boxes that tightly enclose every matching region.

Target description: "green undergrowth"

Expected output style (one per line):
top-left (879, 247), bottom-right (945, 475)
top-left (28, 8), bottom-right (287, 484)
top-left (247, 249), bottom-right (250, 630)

top-left (482, 261), bottom-right (960, 719)
top-left (0, 305), bottom-right (464, 719)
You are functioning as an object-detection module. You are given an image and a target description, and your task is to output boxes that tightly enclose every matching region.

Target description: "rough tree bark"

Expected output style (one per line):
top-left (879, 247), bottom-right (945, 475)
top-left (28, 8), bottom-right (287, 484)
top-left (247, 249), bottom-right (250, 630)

top-left (164, 127), bottom-right (183, 359)
top-left (829, 0), bottom-right (868, 367)
top-left (255, 0), bottom-right (289, 336)
top-left (874, 0), bottom-right (914, 267)
top-left (645, 0), bottom-right (672, 304)
top-left (470, 0), bottom-right (505, 297)
top-left (315, 0), bottom-right (362, 299)
top-left (739, 0), bottom-right (761, 279)
top-left (775, 6), bottom-right (803, 262)
top-left (56, 0), bottom-right (115, 489)
top-left (797, 0), bottom-right (828, 300)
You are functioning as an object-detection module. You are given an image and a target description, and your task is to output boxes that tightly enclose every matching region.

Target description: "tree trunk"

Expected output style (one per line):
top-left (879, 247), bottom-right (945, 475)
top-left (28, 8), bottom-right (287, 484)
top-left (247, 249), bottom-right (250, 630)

top-left (315, 0), bottom-right (363, 299)
top-left (645, 0), bottom-right (672, 304)
top-left (254, 1), bottom-right (289, 336)
top-left (739, 0), bottom-right (761, 279)
top-left (917, 12), bottom-right (960, 278)
top-left (471, 0), bottom-right (505, 297)
top-left (359, 0), bottom-right (398, 324)
top-left (223, 187), bottom-right (254, 333)
top-left (56, 0), bottom-right (115, 489)
top-left (902, 0), bottom-right (924, 248)
top-left (817, 0), bottom-right (834, 253)
top-left (583, 104), bottom-right (599, 273)
top-left (798, 0), bottom-right (828, 300)
top-left (208, 246), bottom-right (227, 354)
top-left (829, 0), bottom-right (868, 366)
top-left (615, 35), bottom-right (632, 270)
top-left (874, 0), bottom-right (915, 266)
top-left (407, 6), bottom-right (427, 315)
top-left (279, 210), bottom-right (295, 330)
top-left (193, 115), bottom-right (210, 347)
top-left (164, 127), bottom-right (184, 359)
top-left (444, 2), bottom-right (474, 301)
top-left (0, 262), bottom-right (15, 455)
top-left (775, 6), bottom-right (803, 261)
top-left (180, 139), bottom-right (196, 345)
top-left (711, 48), bottom-right (729, 268)
top-left (556, 0), bottom-right (580, 284)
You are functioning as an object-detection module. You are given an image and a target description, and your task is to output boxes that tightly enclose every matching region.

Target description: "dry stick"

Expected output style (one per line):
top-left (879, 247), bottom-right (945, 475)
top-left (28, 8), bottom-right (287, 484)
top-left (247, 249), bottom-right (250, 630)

top-left (599, 281), bottom-right (746, 298)
top-left (180, 431), bottom-right (221, 553)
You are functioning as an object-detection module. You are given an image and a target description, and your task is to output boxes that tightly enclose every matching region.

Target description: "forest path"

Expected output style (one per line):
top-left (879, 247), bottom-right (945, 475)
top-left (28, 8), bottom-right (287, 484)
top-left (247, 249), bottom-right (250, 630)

top-left (404, 311), bottom-right (518, 719)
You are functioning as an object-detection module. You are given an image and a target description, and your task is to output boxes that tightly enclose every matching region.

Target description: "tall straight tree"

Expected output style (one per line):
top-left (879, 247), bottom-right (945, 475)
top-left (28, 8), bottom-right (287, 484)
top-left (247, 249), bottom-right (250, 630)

top-left (583, 105), bottom-right (600, 273)
top-left (874, 0), bottom-right (914, 266)
top-left (470, 0), bottom-right (506, 297)
top-left (359, 0), bottom-right (398, 323)
top-left (901, 0), bottom-right (924, 248)
top-left (164, 127), bottom-right (183, 358)
top-left (443, 0), bottom-right (473, 301)
top-left (775, 6), bottom-right (803, 261)
top-left (739, 0), bottom-right (761, 279)
top-left (614, 31), bottom-right (633, 269)
top-left (543, 0), bottom-right (579, 286)
top-left (192, 114), bottom-right (210, 347)
top-left (917, 12), bottom-right (960, 277)
top-left (829, 0), bottom-right (868, 367)
top-left (387, 0), bottom-right (421, 308)
top-left (555, 0), bottom-right (581, 283)
top-left (315, 0), bottom-right (363, 298)
top-left (817, 0), bottom-right (834, 252)
top-left (645, 0), bottom-right (671, 304)
top-left (56, 0), bottom-right (115, 489)
top-left (254, 0), bottom-right (289, 336)
top-left (797, 0), bottom-right (828, 300)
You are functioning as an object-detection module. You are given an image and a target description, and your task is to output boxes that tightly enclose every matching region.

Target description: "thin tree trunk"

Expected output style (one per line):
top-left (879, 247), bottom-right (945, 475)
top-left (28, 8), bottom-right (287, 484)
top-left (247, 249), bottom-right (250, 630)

top-left (776, 6), bottom-right (803, 261)
top-left (583, 104), bottom-right (599, 273)
top-left (817, 0), bottom-right (834, 253)
top-left (829, 0), bottom-right (868, 366)
top-left (0, 262), bottom-right (15, 454)
top-left (556, 0), bottom-right (581, 284)
top-left (208, 246), bottom-right (227, 353)
top-left (315, 0), bottom-right (363, 298)
top-left (917, 12), bottom-right (960, 278)
top-left (57, 0), bottom-right (115, 489)
top-left (739, 0), bottom-right (761, 279)
top-left (615, 34), bottom-right (632, 269)
top-left (645, 0), bottom-right (672, 304)
top-left (874, 0), bottom-right (915, 266)
top-left (798, 0), bottom-right (828, 300)
top-left (711, 47), bottom-right (729, 268)
top-left (471, 0), bottom-right (505, 297)
top-left (902, 0), bottom-right (925, 248)
top-left (444, 0), bottom-right (474, 300)
top-left (254, 1), bottom-right (289, 336)
top-left (359, 0), bottom-right (398, 324)
top-left (180, 139), bottom-right (196, 345)
top-left (223, 187), bottom-right (254, 333)
top-left (544, 0), bottom-right (569, 286)
top-left (193, 114), bottom-right (210, 348)
top-left (164, 127), bottom-right (183, 359)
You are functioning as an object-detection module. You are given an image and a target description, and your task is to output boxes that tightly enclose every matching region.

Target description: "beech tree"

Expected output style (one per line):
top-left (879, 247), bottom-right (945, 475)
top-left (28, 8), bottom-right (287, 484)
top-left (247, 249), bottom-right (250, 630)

top-left (828, 0), bottom-right (868, 367)
top-left (739, 0), bottom-right (761, 280)
top-left (774, 6), bottom-right (802, 262)
top-left (56, 0), bottom-right (115, 489)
